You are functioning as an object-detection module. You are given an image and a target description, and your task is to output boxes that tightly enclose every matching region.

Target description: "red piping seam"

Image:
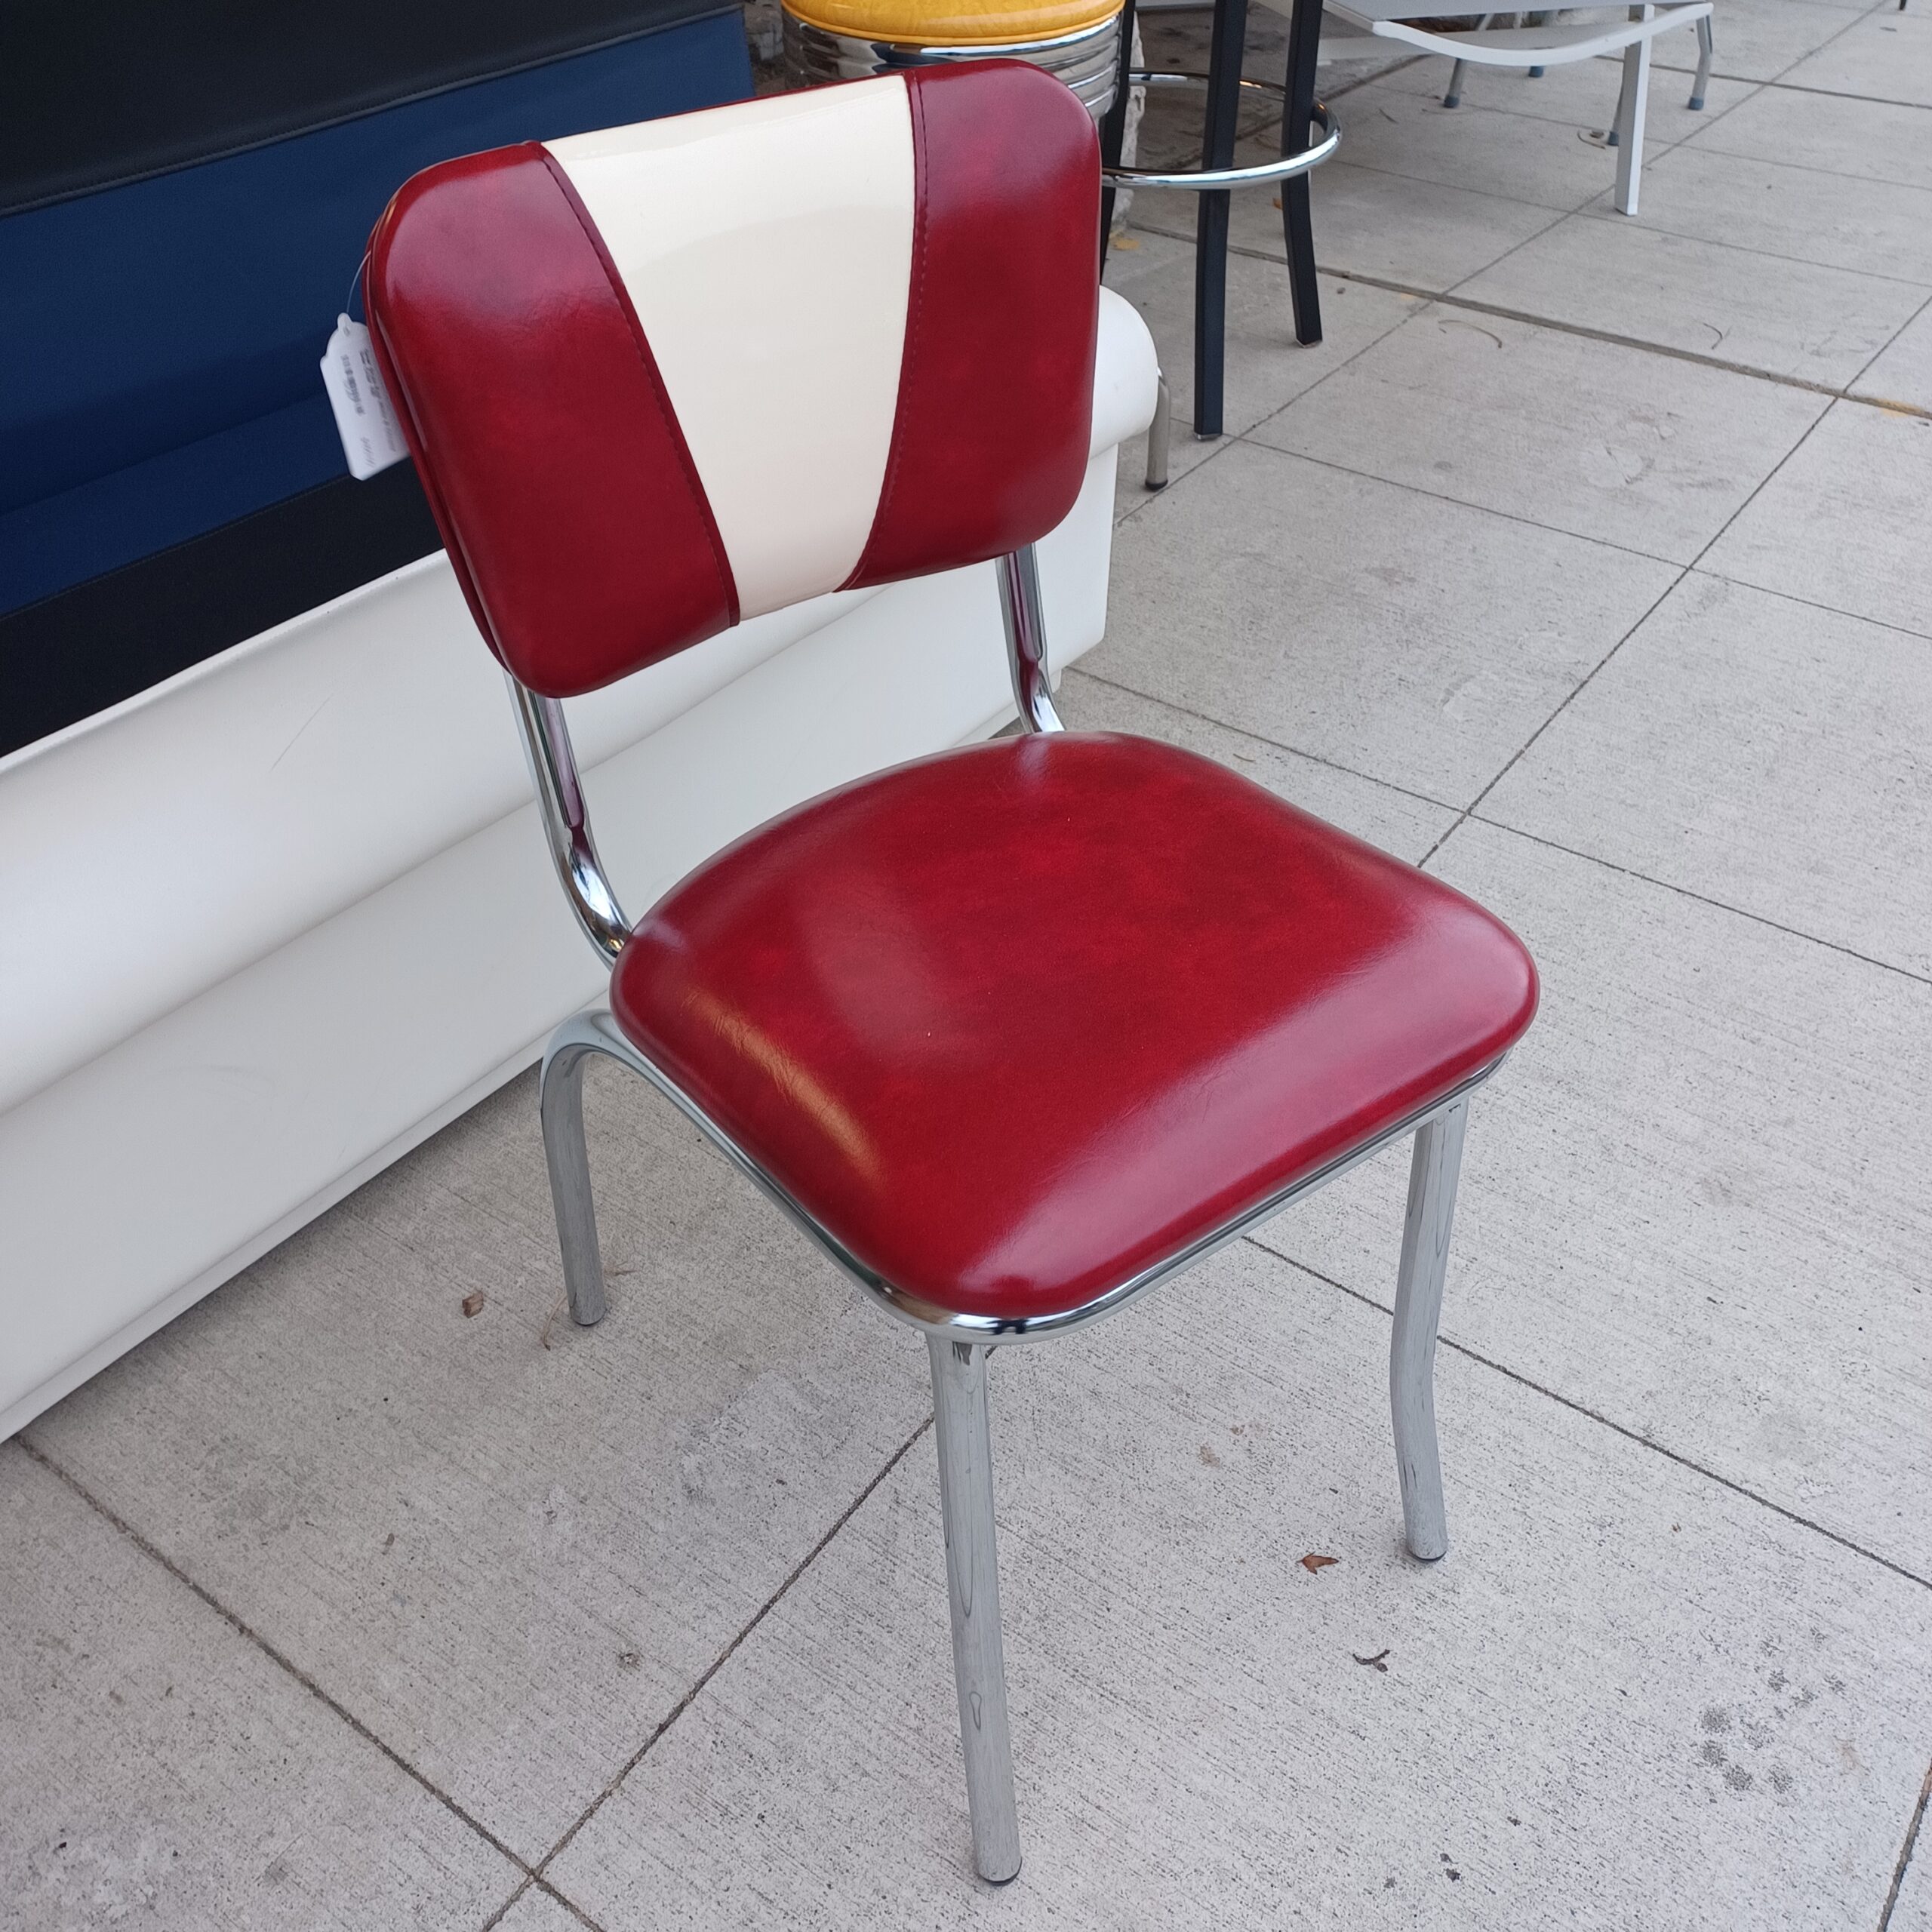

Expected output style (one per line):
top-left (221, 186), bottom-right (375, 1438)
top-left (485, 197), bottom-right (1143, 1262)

top-left (841, 72), bottom-right (927, 592)
top-left (535, 146), bottom-right (741, 629)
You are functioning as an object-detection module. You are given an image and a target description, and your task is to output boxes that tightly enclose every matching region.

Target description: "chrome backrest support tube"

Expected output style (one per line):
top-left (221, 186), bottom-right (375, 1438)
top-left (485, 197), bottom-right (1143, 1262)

top-left (514, 544), bottom-right (1054, 964)
top-left (506, 675), bottom-right (632, 965)
top-left (996, 545), bottom-right (1065, 734)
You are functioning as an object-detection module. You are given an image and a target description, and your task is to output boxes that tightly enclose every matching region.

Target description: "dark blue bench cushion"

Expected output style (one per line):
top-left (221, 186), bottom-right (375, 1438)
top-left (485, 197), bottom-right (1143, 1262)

top-left (0, 15), bottom-right (751, 620)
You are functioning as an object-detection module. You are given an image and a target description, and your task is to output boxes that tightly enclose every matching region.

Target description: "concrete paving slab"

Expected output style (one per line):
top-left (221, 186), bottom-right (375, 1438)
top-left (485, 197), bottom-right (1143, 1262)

top-left (0, 1441), bottom-right (518, 1931)
top-left (22, 1069), bottom-right (934, 1865)
top-left (1089, 437), bottom-right (1677, 804)
top-left (1701, 398), bottom-right (1932, 635)
top-left (1254, 818), bottom-right (1932, 1580)
top-left (1302, 160), bottom-right (1567, 289)
top-left (1101, 226), bottom-right (1420, 453)
top-left (1683, 82), bottom-right (1932, 192)
top-left (1481, 571), bottom-right (1932, 977)
top-left (1586, 143), bottom-right (1932, 287)
top-left (1059, 668), bottom-right (1460, 862)
top-left (1306, 83), bottom-right (1669, 211)
top-left (545, 1242), bottom-right (1932, 1930)
top-left (1779, 5), bottom-right (1932, 105)
top-left (1134, 149), bottom-right (1564, 294)
top-left (1253, 303), bottom-right (1826, 561)
top-left (1648, 0), bottom-right (1876, 80)
top-left (1457, 213), bottom-right (1928, 386)
top-left (1374, 51), bottom-right (1758, 138)
top-left (1854, 300), bottom-right (1932, 412)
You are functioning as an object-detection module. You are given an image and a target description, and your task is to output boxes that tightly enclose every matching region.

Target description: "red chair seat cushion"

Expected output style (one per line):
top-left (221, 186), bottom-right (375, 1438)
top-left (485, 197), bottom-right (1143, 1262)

top-left (611, 732), bottom-right (1537, 1324)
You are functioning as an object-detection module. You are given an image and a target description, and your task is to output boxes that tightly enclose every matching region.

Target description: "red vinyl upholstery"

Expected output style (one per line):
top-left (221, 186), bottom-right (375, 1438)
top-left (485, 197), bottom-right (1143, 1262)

top-left (613, 734), bottom-right (1538, 1323)
top-left (843, 67), bottom-right (1098, 590)
top-left (365, 145), bottom-right (738, 696)
top-left (364, 63), bottom-right (1099, 697)
top-left (364, 66), bottom-right (1537, 1327)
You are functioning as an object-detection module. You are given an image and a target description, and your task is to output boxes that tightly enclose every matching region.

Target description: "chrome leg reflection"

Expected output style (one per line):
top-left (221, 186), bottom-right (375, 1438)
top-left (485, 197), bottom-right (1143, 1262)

top-left (540, 1022), bottom-right (609, 1327)
top-left (1389, 1098), bottom-right (1468, 1561)
top-left (1146, 368), bottom-right (1172, 491)
top-left (928, 1334), bottom-right (1022, 1884)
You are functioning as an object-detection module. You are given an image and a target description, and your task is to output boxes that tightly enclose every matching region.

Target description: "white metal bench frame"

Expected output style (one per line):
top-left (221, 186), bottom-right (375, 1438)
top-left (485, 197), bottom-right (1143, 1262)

top-left (1324, 0), bottom-right (1715, 214)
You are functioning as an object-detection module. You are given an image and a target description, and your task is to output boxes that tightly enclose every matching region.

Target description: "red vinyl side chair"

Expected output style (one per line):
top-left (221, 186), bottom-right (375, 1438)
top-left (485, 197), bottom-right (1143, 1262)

top-left (364, 61), bottom-right (1537, 1885)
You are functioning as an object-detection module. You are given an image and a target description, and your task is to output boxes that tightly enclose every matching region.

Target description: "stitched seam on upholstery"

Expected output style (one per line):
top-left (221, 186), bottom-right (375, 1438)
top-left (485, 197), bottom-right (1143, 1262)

top-left (537, 146), bottom-right (741, 627)
top-left (842, 71), bottom-right (928, 590)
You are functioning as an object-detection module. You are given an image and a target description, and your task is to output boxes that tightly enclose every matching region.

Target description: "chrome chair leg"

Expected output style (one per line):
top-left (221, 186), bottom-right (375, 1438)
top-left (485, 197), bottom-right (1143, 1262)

top-left (928, 1334), bottom-right (1022, 1884)
top-left (1688, 12), bottom-right (1713, 109)
top-left (1145, 368), bottom-right (1172, 491)
top-left (540, 1023), bottom-right (609, 1327)
top-left (1389, 1098), bottom-right (1468, 1561)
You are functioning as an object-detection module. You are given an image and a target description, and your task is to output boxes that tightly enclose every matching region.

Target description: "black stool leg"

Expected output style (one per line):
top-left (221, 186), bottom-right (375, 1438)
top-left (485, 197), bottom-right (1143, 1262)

top-left (1099, 0), bottom-right (1138, 263)
top-left (1195, 0), bottom-right (1248, 438)
top-left (1280, 0), bottom-right (1324, 345)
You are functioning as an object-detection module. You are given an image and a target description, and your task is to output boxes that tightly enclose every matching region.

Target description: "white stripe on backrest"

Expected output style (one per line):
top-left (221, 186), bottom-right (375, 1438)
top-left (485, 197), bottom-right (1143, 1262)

top-left (547, 82), bottom-right (915, 622)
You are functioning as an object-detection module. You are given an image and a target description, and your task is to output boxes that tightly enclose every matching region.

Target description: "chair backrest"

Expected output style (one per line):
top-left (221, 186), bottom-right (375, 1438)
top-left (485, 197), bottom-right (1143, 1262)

top-left (364, 62), bottom-right (1100, 698)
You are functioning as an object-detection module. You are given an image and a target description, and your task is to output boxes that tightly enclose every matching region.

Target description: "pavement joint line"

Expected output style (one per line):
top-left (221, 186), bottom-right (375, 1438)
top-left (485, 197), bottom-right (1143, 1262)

top-left (1252, 1242), bottom-right (1932, 1595)
top-left (1382, 270), bottom-right (1932, 414)
top-left (1465, 813), bottom-right (1932, 989)
top-left (1106, 234), bottom-right (1930, 1019)
top-left (514, 1414), bottom-right (935, 1899)
top-left (1564, 194), bottom-right (1932, 294)
top-left (1878, 1759), bottom-right (1932, 1932)
top-left (1066, 665), bottom-right (1462, 816)
top-left (13, 1435), bottom-right (541, 1887)
top-left (1328, 149), bottom-right (1611, 219)
top-left (1124, 217), bottom-right (1932, 420)
top-left (1235, 432), bottom-right (1701, 568)
top-left (1066, 667), bottom-right (1932, 989)
top-left (1424, 390), bottom-right (1839, 863)
top-left (1674, 126), bottom-right (1932, 195)
top-left (1415, 560), bottom-right (1688, 869)
top-left (481, 1874), bottom-right (608, 1932)
top-left (1846, 284), bottom-right (1932, 406)
top-left (1105, 253), bottom-right (1441, 531)
top-left (1681, 395), bottom-right (1837, 576)
top-left (1111, 420), bottom-right (1247, 529)
top-left (1694, 556), bottom-right (1932, 645)
top-left (1749, 75), bottom-right (1932, 115)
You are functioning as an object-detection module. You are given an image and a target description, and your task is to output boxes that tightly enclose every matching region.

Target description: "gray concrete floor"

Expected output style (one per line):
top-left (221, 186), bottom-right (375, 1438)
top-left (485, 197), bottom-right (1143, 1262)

top-left (8, 6), bottom-right (1932, 1927)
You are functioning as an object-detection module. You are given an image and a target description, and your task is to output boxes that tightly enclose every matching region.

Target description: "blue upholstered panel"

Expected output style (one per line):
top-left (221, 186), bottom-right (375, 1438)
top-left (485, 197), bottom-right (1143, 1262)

top-left (0, 14), bottom-right (750, 614)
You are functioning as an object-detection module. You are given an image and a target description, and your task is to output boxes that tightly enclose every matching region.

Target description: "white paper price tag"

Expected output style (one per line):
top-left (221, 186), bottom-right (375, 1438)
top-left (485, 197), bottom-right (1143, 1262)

top-left (320, 314), bottom-right (409, 480)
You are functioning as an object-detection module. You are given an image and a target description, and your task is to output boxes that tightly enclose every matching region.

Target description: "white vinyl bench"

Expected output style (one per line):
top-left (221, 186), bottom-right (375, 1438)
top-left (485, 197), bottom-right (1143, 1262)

top-left (1321, 1), bottom-right (1715, 214)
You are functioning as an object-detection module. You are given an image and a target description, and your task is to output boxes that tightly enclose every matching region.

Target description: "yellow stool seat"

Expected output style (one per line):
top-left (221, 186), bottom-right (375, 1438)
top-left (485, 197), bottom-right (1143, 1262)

top-left (783, 0), bottom-right (1121, 48)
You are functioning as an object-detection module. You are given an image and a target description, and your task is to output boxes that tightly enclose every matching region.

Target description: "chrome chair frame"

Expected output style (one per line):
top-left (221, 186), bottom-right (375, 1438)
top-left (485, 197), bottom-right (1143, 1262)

top-left (511, 543), bottom-right (1500, 1882)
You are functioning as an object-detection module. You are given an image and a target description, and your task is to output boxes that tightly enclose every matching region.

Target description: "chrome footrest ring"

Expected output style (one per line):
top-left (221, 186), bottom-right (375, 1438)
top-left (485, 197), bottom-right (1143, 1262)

top-left (1103, 84), bottom-right (1337, 190)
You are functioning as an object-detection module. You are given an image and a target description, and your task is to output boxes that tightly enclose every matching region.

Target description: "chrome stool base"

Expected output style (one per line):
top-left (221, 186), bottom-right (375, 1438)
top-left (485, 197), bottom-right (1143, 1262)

top-left (784, 12), bottom-right (1124, 119)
